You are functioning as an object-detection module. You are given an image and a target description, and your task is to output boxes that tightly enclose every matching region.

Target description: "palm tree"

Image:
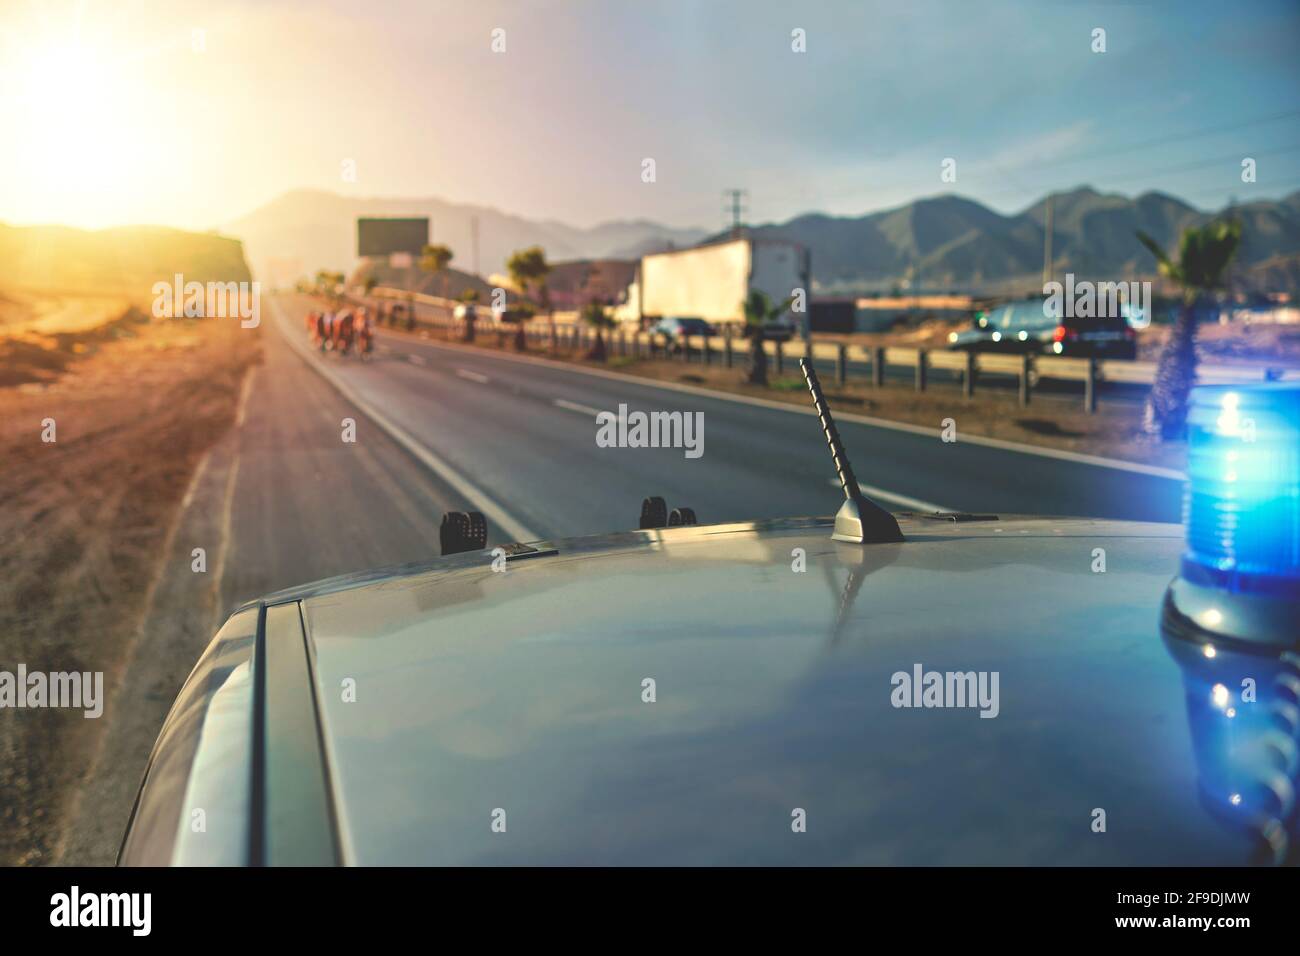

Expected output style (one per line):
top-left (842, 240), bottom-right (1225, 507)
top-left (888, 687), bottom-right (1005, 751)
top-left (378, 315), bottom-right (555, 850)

top-left (504, 302), bottom-right (534, 350)
top-left (1136, 220), bottom-right (1242, 440)
top-left (505, 247), bottom-right (551, 351)
top-left (419, 243), bottom-right (453, 295)
top-left (459, 288), bottom-right (480, 342)
top-left (581, 300), bottom-right (616, 361)
top-left (741, 290), bottom-right (792, 386)
top-left (315, 269), bottom-right (345, 304)
top-left (506, 246), bottom-right (551, 302)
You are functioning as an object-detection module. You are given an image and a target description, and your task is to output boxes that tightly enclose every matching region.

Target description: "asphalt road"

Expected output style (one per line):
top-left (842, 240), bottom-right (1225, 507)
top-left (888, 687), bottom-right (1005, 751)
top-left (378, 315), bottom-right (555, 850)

top-left (211, 293), bottom-right (1184, 613)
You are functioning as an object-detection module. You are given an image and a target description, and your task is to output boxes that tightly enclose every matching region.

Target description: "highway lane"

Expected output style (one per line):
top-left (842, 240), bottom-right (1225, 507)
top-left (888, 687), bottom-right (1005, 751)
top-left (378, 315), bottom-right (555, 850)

top-left (265, 295), bottom-right (1183, 563)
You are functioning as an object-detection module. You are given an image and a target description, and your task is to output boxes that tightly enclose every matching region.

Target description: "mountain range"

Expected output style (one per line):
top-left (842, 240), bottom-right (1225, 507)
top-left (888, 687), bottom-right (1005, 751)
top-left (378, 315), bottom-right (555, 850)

top-left (224, 186), bottom-right (1300, 295)
top-left (223, 190), bottom-right (706, 290)
top-left (735, 187), bottom-right (1300, 295)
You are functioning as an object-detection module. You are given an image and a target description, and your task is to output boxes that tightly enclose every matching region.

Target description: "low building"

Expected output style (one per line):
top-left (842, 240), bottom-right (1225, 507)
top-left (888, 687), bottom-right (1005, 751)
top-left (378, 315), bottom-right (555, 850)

top-left (542, 259), bottom-right (639, 310)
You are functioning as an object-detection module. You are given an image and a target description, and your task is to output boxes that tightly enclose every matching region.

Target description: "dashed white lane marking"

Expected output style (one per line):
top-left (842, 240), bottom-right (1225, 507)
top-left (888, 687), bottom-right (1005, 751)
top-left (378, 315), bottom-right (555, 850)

top-left (235, 366), bottom-right (257, 427)
top-left (408, 354), bottom-right (427, 366)
top-left (827, 477), bottom-right (949, 513)
top-left (553, 398), bottom-right (603, 416)
top-left (456, 368), bottom-right (489, 383)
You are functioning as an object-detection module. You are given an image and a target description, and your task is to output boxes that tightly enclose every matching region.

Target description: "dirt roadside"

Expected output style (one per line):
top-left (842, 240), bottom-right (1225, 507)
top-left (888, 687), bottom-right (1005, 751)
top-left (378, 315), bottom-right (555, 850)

top-left (0, 312), bottom-right (260, 866)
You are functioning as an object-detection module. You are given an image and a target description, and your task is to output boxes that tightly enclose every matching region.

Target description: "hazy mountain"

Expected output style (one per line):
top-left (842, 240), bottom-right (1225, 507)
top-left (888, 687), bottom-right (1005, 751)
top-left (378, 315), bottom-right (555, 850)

top-left (735, 187), bottom-right (1300, 294)
top-left (608, 235), bottom-right (698, 259)
top-left (223, 189), bottom-right (706, 284)
top-left (225, 185), bottom-right (1300, 295)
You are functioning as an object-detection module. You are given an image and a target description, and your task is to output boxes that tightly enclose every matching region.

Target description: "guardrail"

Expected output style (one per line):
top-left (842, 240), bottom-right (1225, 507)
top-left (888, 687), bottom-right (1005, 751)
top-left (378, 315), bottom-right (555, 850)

top-left (348, 291), bottom-right (1300, 412)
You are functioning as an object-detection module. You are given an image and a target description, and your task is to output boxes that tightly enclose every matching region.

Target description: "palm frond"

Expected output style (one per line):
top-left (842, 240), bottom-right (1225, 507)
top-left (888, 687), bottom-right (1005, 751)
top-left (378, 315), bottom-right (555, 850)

top-left (1135, 230), bottom-right (1179, 282)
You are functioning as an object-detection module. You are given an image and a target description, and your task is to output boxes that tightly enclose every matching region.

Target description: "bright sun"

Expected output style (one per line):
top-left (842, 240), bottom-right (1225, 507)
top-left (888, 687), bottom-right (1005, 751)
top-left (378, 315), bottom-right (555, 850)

top-left (2, 12), bottom-right (158, 228)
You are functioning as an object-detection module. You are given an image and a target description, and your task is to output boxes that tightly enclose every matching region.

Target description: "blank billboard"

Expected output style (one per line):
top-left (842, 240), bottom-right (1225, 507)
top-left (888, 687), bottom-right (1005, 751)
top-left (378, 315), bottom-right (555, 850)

top-left (357, 218), bottom-right (429, 256)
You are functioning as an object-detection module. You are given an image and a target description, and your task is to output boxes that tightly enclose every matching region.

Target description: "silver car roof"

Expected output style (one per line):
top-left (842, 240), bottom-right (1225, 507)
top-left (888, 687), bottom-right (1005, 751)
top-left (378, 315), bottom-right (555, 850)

top-left (126, 514), bottom-right (1295, 865)
top-left (293, 515), bottom-right (1266, 865)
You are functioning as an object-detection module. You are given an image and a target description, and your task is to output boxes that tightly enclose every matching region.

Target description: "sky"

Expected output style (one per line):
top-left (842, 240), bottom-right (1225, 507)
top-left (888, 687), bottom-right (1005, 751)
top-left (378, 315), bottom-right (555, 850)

top-left (1, 0), bottom-right (1297, 232)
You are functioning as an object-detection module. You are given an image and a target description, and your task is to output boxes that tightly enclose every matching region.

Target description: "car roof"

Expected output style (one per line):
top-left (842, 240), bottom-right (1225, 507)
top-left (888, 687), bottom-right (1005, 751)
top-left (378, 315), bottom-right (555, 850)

top-left (265, 514), bottom-right (1272, 865)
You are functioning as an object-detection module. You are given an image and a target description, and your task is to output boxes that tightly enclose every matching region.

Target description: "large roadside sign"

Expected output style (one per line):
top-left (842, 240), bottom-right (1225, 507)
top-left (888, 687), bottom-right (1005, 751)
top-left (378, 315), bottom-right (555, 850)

top-left (357, 218), bottom-right (429, 257)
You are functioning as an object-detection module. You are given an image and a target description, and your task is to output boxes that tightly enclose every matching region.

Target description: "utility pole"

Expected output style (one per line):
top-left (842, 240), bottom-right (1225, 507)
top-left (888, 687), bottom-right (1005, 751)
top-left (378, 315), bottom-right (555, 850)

top-left (1042, 195), bottom-right (1053, 289)
top-left (470, 215), bottom-right (480, 277)
top-left (722, 189), bottom-right (748, 239)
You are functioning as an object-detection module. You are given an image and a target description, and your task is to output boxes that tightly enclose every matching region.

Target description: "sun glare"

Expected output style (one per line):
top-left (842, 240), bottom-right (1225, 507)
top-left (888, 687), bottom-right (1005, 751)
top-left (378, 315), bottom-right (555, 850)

top-left (3, 12), bottom-right (155, 228)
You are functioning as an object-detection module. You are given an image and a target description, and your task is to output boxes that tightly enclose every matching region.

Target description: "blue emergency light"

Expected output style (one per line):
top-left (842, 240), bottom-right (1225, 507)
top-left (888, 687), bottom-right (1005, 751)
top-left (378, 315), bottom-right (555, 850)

top-left (1165, 383), bottom-right (1300, 647)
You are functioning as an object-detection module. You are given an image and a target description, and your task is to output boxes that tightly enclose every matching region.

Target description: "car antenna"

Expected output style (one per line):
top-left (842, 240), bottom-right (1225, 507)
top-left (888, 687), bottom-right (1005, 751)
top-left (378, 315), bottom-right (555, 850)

top-left (799, 358), bottom-right (904, 544)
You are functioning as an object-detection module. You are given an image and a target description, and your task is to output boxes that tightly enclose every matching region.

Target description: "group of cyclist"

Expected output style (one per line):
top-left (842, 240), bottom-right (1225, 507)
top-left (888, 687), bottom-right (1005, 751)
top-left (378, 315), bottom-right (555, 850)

top-left (306, 306), bottom-right (376, 358)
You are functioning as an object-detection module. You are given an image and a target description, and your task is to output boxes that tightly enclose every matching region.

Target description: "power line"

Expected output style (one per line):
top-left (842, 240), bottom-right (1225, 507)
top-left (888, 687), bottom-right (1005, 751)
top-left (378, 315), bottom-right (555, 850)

top-left (1178, 171), bottom-right (1300, 203)
top-left (952, 141), bottom-right (1300, 205)
top-left (1023, 108), bottom-right (1300, 173)
top-left (729, 108), bottom-right (1300, 214)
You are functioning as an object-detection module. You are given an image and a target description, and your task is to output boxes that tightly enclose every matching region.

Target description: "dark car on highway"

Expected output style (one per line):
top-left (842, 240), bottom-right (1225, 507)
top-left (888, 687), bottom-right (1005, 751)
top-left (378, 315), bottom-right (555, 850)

top-left (651, 316), bottom-right (713, 342)
top-left (948, 298), bottom-right (1138, 359)
top-left (650, 316), bottom-right (714, 352)
top-left (118, 376), bottom-right (1300, 866)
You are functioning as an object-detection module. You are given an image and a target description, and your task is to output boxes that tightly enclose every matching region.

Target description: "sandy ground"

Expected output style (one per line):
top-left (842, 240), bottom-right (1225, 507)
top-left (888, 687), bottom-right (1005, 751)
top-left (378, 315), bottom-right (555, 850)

top-left (0, 286), bottom-right (131, 337)
top-left (0, 312), bottom-right (259, 866)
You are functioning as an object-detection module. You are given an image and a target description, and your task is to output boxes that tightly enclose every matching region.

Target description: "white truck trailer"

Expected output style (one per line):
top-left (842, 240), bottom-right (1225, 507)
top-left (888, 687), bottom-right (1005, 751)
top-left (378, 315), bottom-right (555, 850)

top-left (637, 237), bottom-right (811, 334)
